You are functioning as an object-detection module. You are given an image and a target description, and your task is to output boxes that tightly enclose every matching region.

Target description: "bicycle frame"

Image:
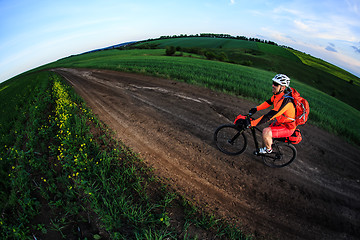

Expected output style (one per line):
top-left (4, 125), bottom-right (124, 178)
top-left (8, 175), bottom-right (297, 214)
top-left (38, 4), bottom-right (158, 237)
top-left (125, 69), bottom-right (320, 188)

top-left (231, 124), bottom-right (263, 155)
top-left (241, 114), bottom-right (281, 155)
top-left (249, 126), bottom-right (262, 155)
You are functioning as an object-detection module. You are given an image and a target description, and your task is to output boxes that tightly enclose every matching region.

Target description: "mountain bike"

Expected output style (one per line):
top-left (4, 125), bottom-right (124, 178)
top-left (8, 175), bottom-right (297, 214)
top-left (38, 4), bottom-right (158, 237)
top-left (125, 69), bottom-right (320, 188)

top-left (213, 114), bottom-right (297, 168)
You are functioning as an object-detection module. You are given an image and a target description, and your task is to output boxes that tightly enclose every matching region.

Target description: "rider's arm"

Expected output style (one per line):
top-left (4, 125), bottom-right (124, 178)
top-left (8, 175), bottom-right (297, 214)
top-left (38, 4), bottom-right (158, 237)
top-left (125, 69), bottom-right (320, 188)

top-left (251, 98), bottom-right (293, 126)
top-left (256, 98), bottom-right (273, 111)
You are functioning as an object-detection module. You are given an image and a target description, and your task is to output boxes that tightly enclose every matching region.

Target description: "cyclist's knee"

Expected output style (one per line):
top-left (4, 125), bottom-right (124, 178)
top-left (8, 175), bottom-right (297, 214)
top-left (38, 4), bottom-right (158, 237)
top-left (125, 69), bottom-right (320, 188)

top-left (263, 127), bottom-right (272, 137)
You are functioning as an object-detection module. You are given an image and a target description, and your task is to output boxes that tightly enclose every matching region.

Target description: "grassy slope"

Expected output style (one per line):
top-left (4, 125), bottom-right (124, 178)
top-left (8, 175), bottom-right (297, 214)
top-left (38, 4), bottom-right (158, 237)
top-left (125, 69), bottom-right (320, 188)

top-left (135, 37), bottom-right (360, 111)
top-left (291, 49), bottom-right (360, 85)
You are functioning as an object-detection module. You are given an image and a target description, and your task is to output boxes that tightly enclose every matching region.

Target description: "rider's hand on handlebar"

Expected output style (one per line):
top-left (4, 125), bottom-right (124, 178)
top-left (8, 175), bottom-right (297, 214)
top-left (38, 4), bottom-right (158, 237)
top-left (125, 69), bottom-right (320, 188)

top-left (234, 114), bottom-right (245, 124)
top-left (244, 117), bottom-right (251, 128)
top-left (234, 115), bottom-right (251, 129)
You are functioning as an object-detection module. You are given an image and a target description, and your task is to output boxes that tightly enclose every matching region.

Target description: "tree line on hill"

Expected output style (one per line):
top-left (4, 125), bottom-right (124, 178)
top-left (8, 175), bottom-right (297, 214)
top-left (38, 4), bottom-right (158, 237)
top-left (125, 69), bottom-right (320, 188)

top-left (125, 33), bottom-right (294, 50)
top-left (159, 33), bottom-right (280, 46)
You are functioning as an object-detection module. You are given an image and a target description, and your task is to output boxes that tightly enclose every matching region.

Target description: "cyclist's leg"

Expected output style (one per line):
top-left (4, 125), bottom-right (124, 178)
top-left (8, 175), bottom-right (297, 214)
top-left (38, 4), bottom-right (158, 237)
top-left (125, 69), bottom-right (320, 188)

top-left (262, 127), bottom-right (273, 150)
top-left (263, 125), bottom-right (295, 149)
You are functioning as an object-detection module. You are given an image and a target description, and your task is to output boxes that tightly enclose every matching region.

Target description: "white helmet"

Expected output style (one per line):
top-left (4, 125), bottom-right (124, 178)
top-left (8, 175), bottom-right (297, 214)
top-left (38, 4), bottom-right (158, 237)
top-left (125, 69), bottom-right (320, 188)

top-left (272, 74), bottom-right (290, 87)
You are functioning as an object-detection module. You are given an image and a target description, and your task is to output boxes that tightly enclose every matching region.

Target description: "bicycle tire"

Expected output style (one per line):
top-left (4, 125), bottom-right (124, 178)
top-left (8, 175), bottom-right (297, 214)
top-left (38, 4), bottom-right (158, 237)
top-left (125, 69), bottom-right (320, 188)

top-left (262, 141), bottom-right (297, 168)
top-left (214, 124), bottom-right (247, 155)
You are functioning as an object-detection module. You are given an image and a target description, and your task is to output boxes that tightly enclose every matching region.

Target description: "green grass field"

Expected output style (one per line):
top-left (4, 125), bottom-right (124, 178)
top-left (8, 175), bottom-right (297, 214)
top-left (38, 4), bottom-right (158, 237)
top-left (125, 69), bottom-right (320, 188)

top-left (0, 72), bottom-right (251, 239)
top-left (1, 36), bottom-right (360, 239)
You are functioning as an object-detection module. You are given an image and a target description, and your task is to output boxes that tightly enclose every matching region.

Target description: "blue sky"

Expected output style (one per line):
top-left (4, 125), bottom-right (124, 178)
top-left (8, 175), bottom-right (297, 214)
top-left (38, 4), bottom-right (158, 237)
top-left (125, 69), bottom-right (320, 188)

top-left (1, 0), bottom-right (360, 83)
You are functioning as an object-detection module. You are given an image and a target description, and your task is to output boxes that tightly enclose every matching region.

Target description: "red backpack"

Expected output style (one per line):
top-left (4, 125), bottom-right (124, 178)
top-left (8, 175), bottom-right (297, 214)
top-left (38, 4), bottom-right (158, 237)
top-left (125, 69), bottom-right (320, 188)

top-left (285, 88), bottom-right (310, 126)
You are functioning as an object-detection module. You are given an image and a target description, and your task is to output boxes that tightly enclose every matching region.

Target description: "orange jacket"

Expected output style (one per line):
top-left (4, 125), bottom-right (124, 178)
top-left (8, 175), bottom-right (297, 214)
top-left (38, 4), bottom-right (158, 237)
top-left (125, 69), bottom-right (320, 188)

top-left (251, 92), bottom-right (296, 130)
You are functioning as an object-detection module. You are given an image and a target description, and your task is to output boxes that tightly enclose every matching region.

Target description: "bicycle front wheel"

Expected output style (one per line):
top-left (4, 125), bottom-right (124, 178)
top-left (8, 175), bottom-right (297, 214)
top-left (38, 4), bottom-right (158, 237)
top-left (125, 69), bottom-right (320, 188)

top-left (262, 141), bottom-right (297, 168)
top-left (214, 124), bottom-right (247, 155)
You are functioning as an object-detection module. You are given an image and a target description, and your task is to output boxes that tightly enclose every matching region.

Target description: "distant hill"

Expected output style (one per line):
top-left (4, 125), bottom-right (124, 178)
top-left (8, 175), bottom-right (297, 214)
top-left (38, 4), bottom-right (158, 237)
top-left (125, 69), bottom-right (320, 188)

top-left (131, 36), bottom-right (360, 110)
top-left (84, 41), bottom-right (137, 54)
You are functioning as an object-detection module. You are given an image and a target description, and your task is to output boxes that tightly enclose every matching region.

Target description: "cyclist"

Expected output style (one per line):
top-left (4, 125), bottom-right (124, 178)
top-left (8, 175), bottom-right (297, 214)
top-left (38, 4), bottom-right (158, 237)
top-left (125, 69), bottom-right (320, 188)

top-left (235, 74), bottom-right (296, 154)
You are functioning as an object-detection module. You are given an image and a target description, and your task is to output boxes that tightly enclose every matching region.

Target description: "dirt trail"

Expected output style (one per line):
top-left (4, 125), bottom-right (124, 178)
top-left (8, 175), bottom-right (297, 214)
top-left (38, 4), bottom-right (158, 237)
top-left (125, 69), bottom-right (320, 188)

top-left (53, 68), bottom-right (360, 240)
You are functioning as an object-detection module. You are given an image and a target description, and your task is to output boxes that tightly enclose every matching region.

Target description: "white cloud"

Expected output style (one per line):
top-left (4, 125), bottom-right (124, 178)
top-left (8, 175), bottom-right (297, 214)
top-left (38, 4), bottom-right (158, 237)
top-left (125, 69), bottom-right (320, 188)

top-left (260, 28), bottom-right (296, 44)
top-left (352, 45), bottom-right (360, 53)
top-left (345, 0), bottom-right (359, 14)
top-left (325, 45), bottom-right (337, 52)
top-left (272, 3), bottom-right (359, 43)
top-left (293, 20), bottom-right (312, 32)
top-left (273, 6), bottom-right (302, 16)
top-left (230, 0), bottom-right (235, 5)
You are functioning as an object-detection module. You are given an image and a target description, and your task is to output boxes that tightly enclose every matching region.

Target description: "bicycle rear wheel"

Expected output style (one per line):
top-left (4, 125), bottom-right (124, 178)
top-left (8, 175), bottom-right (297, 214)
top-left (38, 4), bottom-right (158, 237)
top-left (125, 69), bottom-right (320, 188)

top-left (262, 141), bottom-right (297, 168)
top-left (214, 124), bottom-right (247, 155)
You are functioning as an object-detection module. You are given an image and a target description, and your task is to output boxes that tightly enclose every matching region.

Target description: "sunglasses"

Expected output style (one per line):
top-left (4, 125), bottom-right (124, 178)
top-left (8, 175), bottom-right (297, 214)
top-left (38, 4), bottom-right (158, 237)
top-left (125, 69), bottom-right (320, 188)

top-left (272, 81), bottom-right (280, 86)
